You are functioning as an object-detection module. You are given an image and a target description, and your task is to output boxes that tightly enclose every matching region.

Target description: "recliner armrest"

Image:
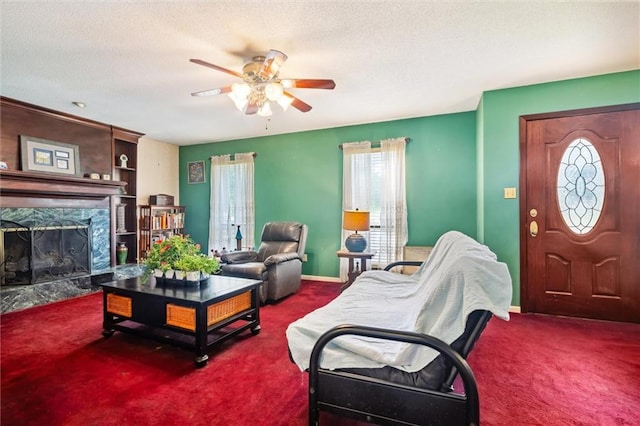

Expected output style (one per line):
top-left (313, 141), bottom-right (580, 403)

top-left (264, 252), bottom-right (301, 266)
top-left (221, 250), bottom-right (258, 264)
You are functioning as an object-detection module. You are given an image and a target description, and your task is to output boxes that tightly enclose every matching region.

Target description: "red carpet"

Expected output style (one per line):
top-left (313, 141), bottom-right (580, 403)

top-left (471, 312), bottom-right (640, 425)
top-left (2, 280), bottom-right (639, 425)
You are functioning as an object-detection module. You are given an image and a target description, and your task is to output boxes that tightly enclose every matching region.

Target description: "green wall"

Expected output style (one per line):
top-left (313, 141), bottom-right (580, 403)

top-left (179, 112), bottom-right (478, 278)
top-left (180, 69), bottom-right (639, 303)
top-left (479, 70), bottom-right (640, 305)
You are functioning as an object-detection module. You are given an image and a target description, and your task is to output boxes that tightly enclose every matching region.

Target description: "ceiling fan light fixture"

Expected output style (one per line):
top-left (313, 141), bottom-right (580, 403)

top-left (257, 102), bottom-right (272, 117)
top-left (231, 82), bottom-right (251, 98)
top-left (280, 79), bottom-right (294, 89)
top-left (227, 91), bottom-right (248, 112)
top-left (265, 82), bottom-right (284, 101)
top-left (277, 93), bottom-right (294, 111)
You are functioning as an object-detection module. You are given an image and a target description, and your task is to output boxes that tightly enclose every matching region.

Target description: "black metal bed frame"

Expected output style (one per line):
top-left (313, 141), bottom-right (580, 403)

top-left (307, 260), bottom-right (491, 426)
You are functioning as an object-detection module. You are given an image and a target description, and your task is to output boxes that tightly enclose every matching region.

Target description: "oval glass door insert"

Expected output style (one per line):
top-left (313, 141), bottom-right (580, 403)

top-left (557, 138), bottom-right (605, 234)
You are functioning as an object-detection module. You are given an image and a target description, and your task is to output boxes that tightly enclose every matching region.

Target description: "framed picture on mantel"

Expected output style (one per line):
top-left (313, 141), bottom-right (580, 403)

top-left (20, 135), bottom-right (80, 176)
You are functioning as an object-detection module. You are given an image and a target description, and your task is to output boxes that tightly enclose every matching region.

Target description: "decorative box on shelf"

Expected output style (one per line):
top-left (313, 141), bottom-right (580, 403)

top-left (149, 194), bottom-right (174, 206)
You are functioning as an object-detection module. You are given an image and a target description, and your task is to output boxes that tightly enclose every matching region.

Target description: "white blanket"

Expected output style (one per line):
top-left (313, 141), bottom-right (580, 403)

top-left (286, 231), bottom-right (512, 372)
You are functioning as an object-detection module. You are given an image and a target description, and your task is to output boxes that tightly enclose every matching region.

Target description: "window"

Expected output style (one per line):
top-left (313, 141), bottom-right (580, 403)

top-left (208, 153), bottom-right (255, 254)
top-left (557, 138), bottom-right (604, 235)
top-left (367, 150), bottom-right (389, 267)
top-left (342, 139), bottom-right (407, 274)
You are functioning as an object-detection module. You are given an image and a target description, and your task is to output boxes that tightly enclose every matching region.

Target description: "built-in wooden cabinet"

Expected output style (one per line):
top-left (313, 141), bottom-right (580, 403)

top-left (111, 128), bottom-right (142, 266)
top-left (138, 205), bottom-right (186, 260)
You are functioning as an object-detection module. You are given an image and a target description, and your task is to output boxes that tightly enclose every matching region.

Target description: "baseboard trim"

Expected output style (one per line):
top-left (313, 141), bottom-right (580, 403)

top-left (302, 275), bottom-right (342, 283)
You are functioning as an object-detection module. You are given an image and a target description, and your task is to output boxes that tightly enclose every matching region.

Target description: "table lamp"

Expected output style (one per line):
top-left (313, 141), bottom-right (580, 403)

top-left (343, 209), bottom-right (370, 252)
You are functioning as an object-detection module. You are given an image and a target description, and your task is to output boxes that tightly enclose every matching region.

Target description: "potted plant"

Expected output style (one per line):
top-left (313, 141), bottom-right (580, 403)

top-left (174, 254), bottom-right (202, 281)
top-left (143, 234), bottom-right (220, 283)
top-left (199, 254), bottom-right (220, 277)
top-left (176, 253), bottom-right (221, 280)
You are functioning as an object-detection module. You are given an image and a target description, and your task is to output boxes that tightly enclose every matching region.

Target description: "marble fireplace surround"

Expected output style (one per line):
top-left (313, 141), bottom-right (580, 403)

top-left (2, 207), bottom-right (111, 275)
top-left (0, 171), bottom-right (142, 313)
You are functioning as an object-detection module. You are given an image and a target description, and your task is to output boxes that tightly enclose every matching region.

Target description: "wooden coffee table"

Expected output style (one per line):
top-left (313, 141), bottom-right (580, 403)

top-left (101, 274), bottom-right (261, 367)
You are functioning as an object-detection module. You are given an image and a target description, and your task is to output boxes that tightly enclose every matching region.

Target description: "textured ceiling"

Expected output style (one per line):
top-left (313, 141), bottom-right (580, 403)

top-left (1, 1), bottom-right (638, 146)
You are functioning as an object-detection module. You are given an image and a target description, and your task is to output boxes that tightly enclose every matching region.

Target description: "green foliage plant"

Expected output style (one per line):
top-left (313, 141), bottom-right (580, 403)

top-left (143, 234), bottom-right (219, 279)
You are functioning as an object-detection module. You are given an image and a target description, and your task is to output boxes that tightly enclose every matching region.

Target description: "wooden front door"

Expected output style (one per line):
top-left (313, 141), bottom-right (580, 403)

top-left (520, 104), bottom-right (640, 323)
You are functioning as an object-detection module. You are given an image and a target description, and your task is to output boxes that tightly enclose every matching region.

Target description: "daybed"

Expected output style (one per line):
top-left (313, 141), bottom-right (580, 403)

top-left (286, 231), bottom-right (512, 425)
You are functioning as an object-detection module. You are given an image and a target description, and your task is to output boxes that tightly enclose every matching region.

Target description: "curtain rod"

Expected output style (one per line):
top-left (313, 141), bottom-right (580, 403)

top-left (210, 152), bottom-right (257, 160)
top-left (338, 137), bottom-right (411, 150)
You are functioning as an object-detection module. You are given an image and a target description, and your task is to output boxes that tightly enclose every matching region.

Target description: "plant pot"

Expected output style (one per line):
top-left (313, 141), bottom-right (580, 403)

top-left (186, 271), bottom-right (200, 281)
top-left (154, 269), bottom-right (164, 278)
top-left (174, 270), bottom-right (186, 280)
top-left (164, 269), bottom-right (175, 279)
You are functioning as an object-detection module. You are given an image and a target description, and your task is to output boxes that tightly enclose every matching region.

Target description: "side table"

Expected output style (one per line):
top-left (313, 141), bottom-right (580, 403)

top-left (337, 250), bottom-right (375, 291)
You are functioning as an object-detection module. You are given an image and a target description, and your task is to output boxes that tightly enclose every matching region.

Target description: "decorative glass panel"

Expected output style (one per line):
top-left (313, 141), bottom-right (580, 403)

top-left (557, 138), bottom-right (605, 234)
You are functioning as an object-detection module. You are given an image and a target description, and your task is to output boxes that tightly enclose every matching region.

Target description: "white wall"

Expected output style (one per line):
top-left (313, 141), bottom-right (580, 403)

top-left (137, 136), bottom-right (179, 206)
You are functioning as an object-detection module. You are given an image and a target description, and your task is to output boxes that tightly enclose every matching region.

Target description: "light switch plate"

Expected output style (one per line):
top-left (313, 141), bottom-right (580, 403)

top-left (504, 187), bottom-right (517, 199)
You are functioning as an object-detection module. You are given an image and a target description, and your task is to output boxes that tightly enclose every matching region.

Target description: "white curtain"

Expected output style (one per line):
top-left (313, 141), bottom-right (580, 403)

top-left (340, 141), bottom-right (372, 281)
top-left (208, 152), bottom-right (255, 254)
top-left (379, 138), bottom-right (408, 264)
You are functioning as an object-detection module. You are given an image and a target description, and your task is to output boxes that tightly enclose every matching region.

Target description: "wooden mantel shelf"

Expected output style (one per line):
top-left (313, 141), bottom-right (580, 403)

top-left (0, 170), bottom-right (126, 200)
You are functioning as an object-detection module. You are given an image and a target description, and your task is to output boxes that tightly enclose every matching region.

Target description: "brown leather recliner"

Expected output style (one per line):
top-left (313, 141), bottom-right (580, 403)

top-left (220, 222), bottom-right (308, 303)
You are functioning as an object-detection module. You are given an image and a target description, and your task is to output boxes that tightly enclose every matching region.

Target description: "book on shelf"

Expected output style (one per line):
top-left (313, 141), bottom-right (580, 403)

top-left (151, 211), bottom-right (185, 230)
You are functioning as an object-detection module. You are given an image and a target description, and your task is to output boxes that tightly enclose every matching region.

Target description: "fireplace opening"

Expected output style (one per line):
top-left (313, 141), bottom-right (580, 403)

top-left (1, 219), bottom-right (92, 286)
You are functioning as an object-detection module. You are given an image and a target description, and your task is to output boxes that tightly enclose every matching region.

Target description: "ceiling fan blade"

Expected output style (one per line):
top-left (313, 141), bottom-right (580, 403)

top-left (284, 92), bottom-right (312, 113)
top-left (258, 49), bottom-right (288, 81)
top-left (191, 86), bottom-right (232, 97)
top-left (281, 79), bottom-right (336, 90)
top-left (244, 102), bottom-right (259, 115)
top-left (190, 59), bottom-right (243, 78)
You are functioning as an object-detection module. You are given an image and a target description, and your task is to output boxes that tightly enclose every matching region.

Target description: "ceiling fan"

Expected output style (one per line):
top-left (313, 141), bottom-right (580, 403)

top-left (190, 49), bottom-right (336, 117)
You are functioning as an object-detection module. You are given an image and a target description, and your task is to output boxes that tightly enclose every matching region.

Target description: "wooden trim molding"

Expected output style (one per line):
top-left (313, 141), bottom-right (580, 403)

top-left (0, 170), bottom-right (126, 201)
top-left (1, 97), bottom-right (110, 131)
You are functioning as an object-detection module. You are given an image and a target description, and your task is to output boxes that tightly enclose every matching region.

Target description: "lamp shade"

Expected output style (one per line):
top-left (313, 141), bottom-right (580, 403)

top-left (343, 210), bottom-right (370, 231)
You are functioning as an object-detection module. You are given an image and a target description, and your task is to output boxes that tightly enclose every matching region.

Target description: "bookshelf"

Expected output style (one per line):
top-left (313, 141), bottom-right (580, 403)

top-left (138, 205), bottom-right (186, 259)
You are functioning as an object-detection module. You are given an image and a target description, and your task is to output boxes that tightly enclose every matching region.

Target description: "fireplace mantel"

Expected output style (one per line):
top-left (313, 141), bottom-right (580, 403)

top-left (0, 170), bottom-right (126, 208)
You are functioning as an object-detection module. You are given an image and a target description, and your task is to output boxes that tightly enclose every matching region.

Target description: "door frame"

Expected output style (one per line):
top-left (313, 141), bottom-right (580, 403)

top-left (518, 102), bottom-right (640, 314)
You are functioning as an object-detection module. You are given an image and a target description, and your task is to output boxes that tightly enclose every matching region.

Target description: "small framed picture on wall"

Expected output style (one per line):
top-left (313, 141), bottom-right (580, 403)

top-left (187, 160), bottom-right (206, 184)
